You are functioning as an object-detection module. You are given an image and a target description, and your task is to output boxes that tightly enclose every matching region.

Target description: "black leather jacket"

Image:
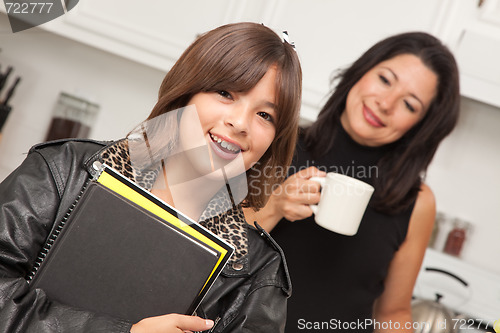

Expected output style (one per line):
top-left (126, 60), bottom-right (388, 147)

top-left (0, 139), bottom-right (291, 333)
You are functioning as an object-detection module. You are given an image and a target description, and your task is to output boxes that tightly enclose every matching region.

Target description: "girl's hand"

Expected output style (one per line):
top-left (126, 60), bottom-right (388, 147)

top-left (130, 314), bottom-right (214, 333)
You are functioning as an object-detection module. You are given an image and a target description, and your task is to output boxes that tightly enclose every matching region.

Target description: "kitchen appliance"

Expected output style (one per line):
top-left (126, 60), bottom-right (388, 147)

top-left (413, 293), bottom-right (457, 333)
top-left (412, 267), bottom-right (469, 333)
top-left (413, 248), bottom-right (499, 332)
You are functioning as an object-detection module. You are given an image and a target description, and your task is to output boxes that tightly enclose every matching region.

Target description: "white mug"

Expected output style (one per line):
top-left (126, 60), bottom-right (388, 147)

top-left (309, 173), bottom-right (374, 236)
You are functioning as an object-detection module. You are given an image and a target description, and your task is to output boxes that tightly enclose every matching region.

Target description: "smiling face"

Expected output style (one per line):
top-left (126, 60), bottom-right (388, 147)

top-left (341, 54), bottom-right (438, 147)
top-left (181, 66), bottom-right (278, 178)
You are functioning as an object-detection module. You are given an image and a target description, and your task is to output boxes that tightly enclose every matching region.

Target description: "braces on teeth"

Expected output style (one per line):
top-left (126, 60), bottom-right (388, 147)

top-left (210, 134), bottom-right (240, 152)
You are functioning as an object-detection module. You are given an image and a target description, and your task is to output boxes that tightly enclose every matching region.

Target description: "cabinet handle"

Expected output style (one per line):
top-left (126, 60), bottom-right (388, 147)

top-left (478, 0), bottom-right (485, 7)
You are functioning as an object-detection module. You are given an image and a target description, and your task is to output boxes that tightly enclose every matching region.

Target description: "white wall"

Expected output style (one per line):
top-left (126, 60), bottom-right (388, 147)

top-left (426, 97), bottom-right (500, 271)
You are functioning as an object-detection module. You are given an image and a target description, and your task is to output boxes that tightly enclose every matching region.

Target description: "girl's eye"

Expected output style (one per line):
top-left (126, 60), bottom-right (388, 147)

top-left (404, 100), bottom-right (416, 113)
top-left (379, 75), bottom-right (390, 85)
top-left (217, 90), bottom-right (233, 100)
top-left (257, 111), bottom-right (274, 123)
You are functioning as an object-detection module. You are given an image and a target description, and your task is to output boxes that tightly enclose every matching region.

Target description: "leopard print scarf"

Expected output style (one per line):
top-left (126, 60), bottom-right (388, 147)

top-left (100, 139), bottom-right (248, 263)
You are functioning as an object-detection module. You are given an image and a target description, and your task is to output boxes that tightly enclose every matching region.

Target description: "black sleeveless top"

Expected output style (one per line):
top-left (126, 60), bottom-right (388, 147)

top-left (272, 125), bottom-right (416, 332)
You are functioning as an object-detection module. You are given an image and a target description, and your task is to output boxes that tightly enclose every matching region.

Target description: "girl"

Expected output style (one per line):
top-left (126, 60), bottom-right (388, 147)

top-left (0, 22), bottom-right (301, 332)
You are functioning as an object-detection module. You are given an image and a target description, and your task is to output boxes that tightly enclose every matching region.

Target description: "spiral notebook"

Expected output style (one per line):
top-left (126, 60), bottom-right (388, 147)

top-left (27, 164), bottom-right (234, 323)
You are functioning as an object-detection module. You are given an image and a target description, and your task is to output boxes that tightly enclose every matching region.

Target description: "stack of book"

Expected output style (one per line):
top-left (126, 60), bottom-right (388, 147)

top-left (27, 163), bottom-right (234, 322)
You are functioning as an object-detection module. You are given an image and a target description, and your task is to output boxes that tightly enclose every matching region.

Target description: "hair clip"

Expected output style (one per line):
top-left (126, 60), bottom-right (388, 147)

top-left (282, 31), bottom-right (296, 51)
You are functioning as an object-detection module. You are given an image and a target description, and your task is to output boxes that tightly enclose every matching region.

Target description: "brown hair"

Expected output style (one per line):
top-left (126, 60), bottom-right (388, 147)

top-left (305, 32), bottom-right (460, 214)
top-left (147, 22), bottom-right (302, 209)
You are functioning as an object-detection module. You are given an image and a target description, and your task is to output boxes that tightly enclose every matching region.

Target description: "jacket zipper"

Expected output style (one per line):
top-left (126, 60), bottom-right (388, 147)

top-left (207, 316), bottom-right (221, 333)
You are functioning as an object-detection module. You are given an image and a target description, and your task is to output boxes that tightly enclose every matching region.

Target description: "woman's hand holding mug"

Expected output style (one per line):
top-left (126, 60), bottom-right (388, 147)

top-left (309, 173), bottom-right (374, 236)
top-left (270, 167), bottom-right (327, 222)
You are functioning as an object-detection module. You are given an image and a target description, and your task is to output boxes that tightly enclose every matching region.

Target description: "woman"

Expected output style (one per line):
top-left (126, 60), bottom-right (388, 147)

top-left (0, 22), bottom-right (301, 332)
top-left (245, 32), bottom-right (460, 332)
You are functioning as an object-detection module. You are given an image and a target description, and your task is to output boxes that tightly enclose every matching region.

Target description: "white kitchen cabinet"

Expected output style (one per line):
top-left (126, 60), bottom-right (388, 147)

top-left (436, 0), bottom-right (500, 108)
top-left (32, 0), bottom-right (449, 121)
top-left (39, 0), bottom-right (273, 72)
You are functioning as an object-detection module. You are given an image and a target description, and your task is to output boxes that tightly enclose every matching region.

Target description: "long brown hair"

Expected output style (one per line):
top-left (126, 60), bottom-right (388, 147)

top-left (305, 32), bottom-right (460, 214)
top-left (147, 22), bottom-right (302, 209)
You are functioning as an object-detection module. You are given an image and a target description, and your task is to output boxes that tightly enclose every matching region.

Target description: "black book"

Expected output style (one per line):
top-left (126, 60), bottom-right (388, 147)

top-left (27, 164), bottom-right (234, 323)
